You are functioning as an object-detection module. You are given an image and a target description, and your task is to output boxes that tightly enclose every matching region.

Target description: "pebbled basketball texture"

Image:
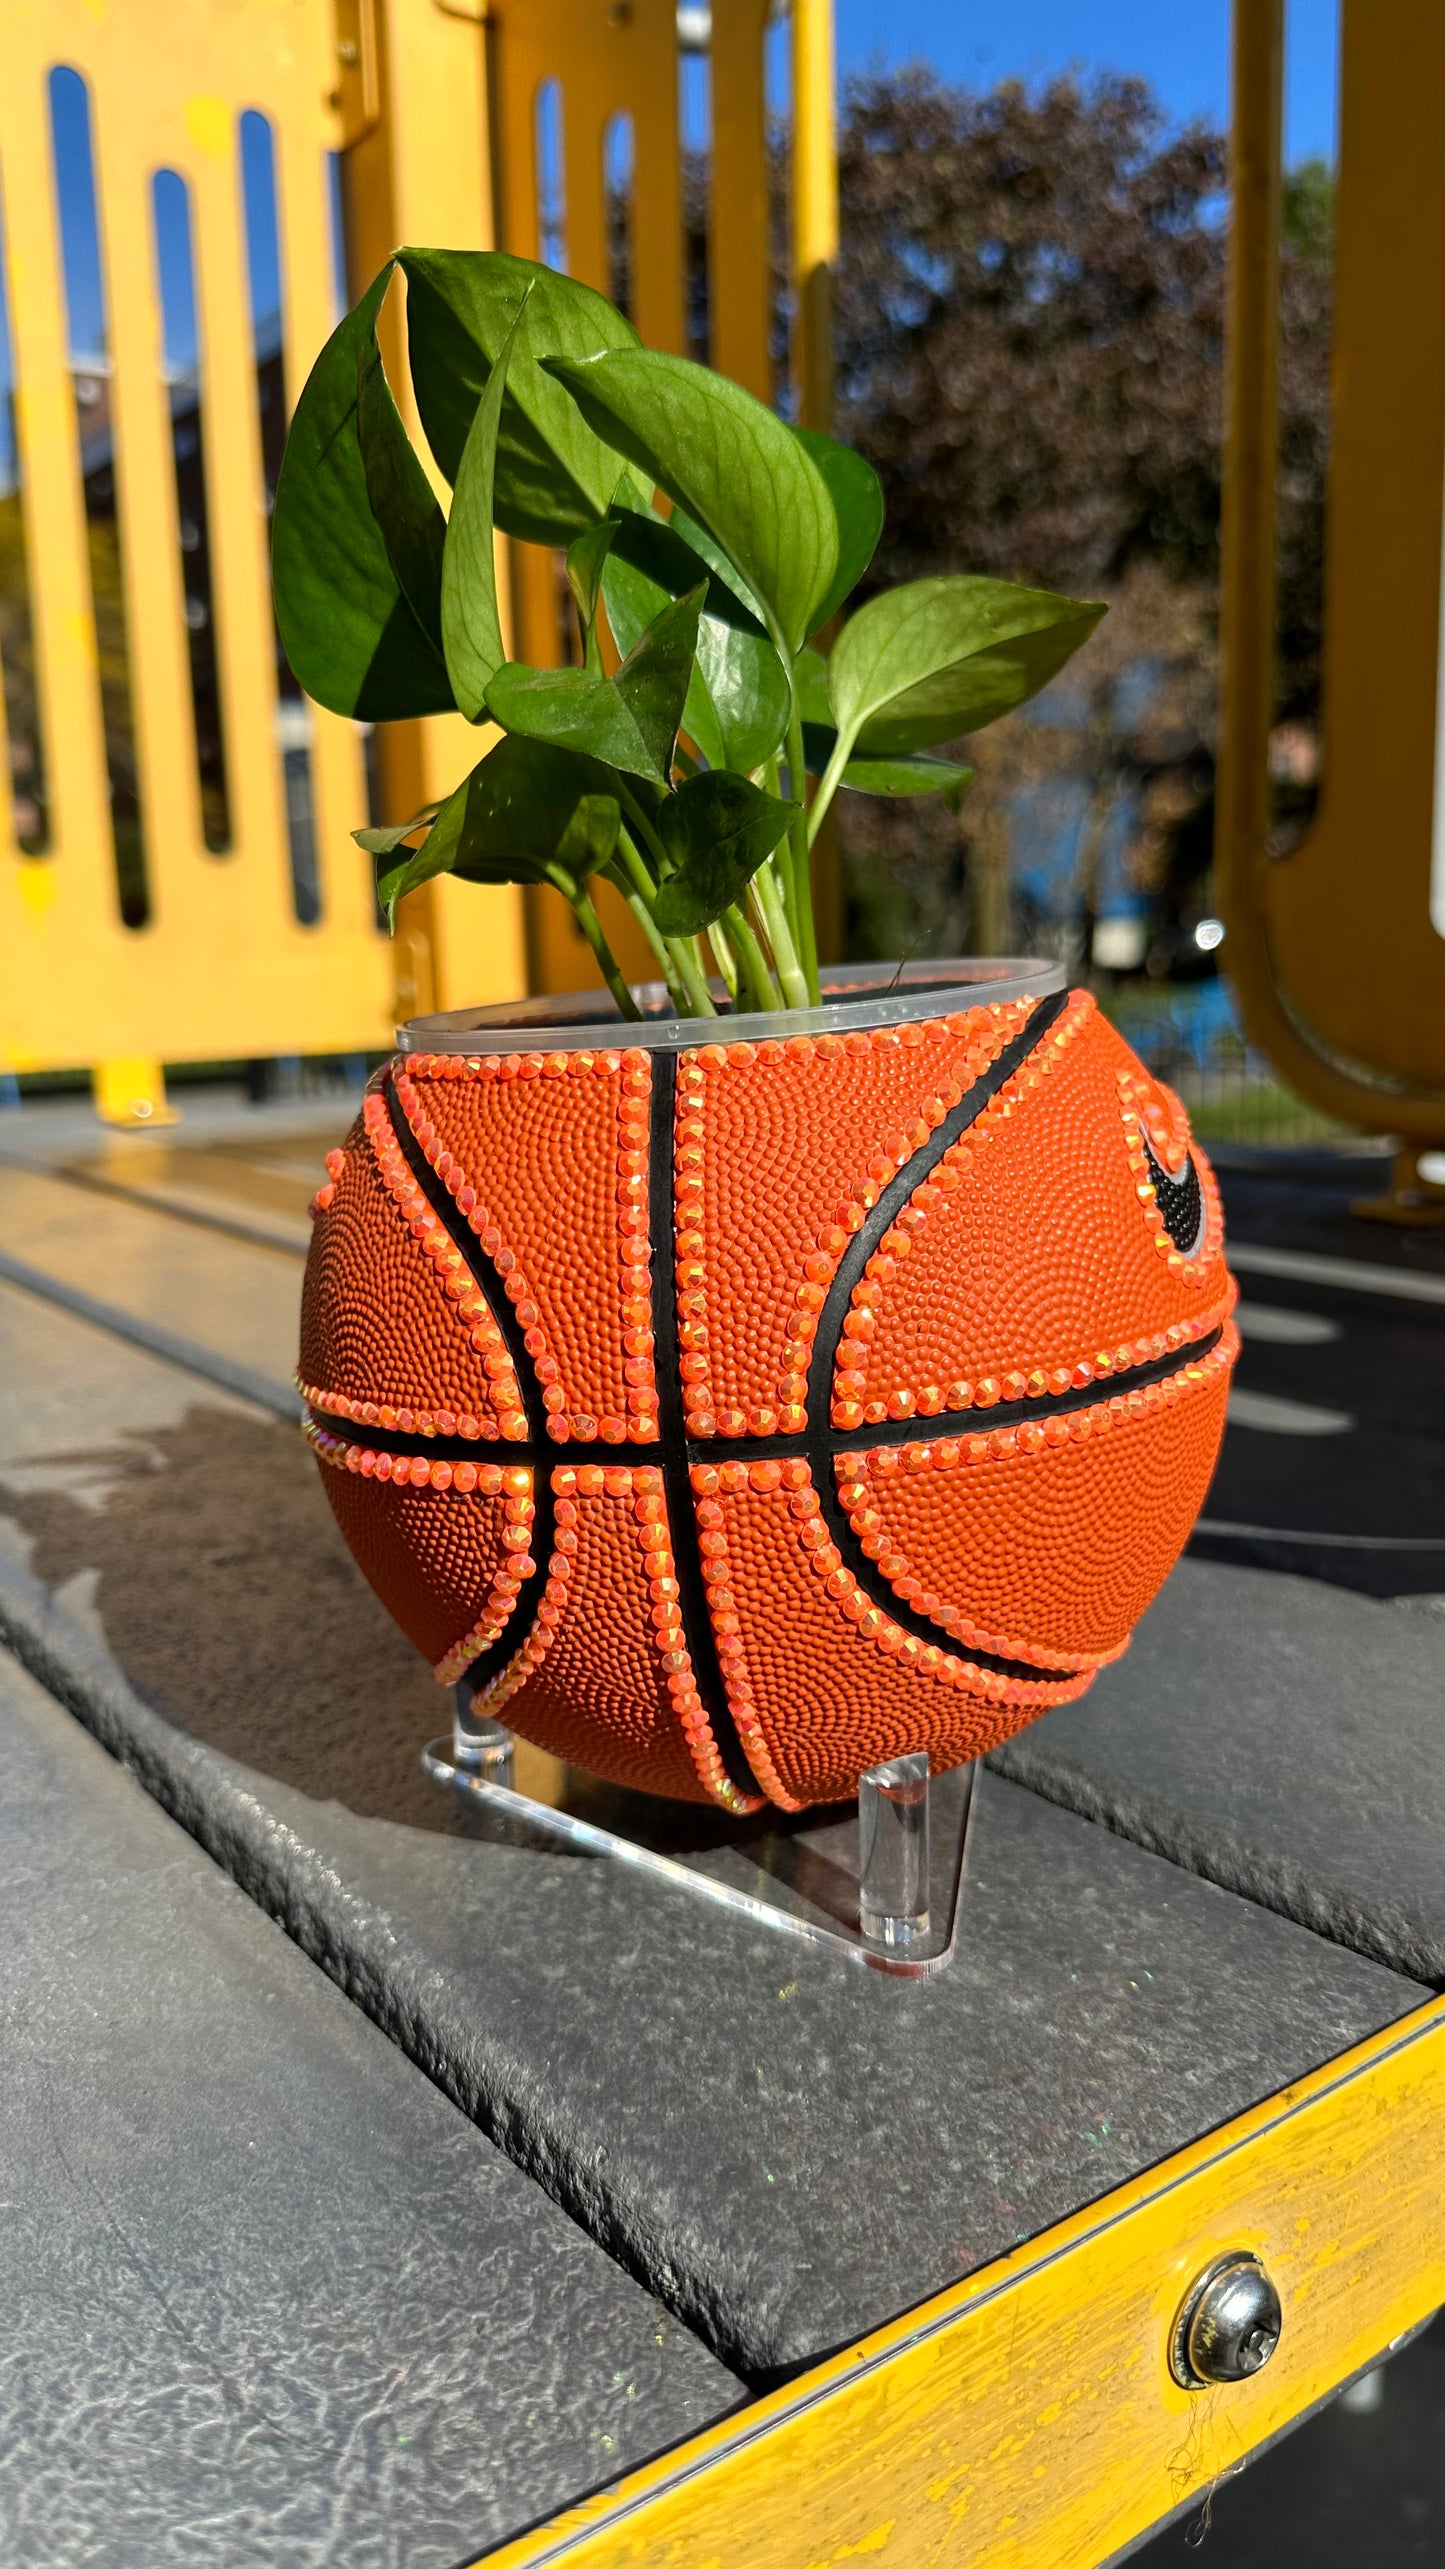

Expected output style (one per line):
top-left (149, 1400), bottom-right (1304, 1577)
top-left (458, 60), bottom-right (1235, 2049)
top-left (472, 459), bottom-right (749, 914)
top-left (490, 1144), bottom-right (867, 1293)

top-left (299, 983), bottom-right (1236, 1811)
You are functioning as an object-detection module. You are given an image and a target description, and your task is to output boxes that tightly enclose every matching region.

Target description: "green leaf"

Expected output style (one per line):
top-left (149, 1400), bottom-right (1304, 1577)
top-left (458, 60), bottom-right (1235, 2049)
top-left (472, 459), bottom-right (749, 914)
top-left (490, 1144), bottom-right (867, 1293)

top-left (485, 585), bottom-right (704, 784)
top-left (602, 509), bottom-right (790, 772)
top-left (399, 249), bottom-right (641, 545)
top-left (793, 645), bottom-right (833, 726)
top-left (800, 728), bottom-right (974, 799)
top-left (356, 334), bottom-right (446, 657)
top-left (352, 800), bottom-right (442, 859)
top-left (653, 772), bottom-right (799, 933)
top-left (665, 503), bottom-right (766, 622)
top-left (375, 735), bottom-right (623, 926)
top-left (790, 427), bottom-right (883, 631)
top-left (272, 263), bottom-right (455, 720)
top-left (566, 515), bottom-right (621, 675)
top-left (353, 805), bottom-right (440, 857)
top-left (827, 576), bottom-right (1106, 757)
top-left (440, 296), bottom-right (528, 719)
top-left (544, 348), bottom-right (838, 654)
top-left (553, 792), bottom-right (622, 887)
top-left (374, 823), bottom-right (457, 931)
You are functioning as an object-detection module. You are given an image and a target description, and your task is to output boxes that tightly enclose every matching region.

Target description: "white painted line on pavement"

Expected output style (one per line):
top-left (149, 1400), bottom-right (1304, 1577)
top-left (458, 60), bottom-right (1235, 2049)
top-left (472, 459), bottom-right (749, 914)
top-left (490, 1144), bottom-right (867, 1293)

top-left (1227, 1387), bottom-right (1354, 1435)
top-left (1229, 1243), bottom-right (1445, 1305)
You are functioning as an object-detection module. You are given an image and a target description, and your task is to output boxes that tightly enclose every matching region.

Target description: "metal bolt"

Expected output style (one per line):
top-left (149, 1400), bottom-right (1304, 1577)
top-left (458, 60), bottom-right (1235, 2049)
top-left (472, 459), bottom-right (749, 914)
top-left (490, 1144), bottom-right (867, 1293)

top-left (1170, 2252), bottom-right (1282, 2389)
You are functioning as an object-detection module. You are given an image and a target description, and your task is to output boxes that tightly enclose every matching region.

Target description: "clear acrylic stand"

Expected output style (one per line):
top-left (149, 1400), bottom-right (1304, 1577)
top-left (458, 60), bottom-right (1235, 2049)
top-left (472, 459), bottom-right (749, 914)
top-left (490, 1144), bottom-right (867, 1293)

top-left (425, 1691), bottom-right (973, 1977)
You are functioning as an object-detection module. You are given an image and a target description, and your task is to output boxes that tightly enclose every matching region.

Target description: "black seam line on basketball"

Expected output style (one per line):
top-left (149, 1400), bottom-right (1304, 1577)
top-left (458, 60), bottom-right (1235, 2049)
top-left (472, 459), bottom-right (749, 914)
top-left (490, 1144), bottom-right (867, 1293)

top-left (807, 984), bottom-right (1080, 1686)
top-left (803, 983), bottom-right (1071, 1436)
top-left (808, 1328), bottom-right (1224, 1683)
top-left (304, 1326), bottom-right (1224, 1466)
top-left (678, 1325), bottom-right (1213, 1469)
top-left (384, 1076), bottom-right (555, 1700)
top-left (647, 1049), bottom-right (761, 1804)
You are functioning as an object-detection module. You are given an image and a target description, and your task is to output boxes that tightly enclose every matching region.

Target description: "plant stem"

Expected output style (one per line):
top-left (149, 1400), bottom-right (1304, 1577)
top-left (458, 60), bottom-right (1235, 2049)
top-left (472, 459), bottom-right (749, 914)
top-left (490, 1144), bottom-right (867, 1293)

top-left (558, 875), bottom-right (642, 1019)
top-left (614, 823), bottom-right (659, 902)
top-left (608, 871), bottom-right (693, 1010)
top-left (615, 778), bottom-right (673, 877)
top-left (751, 857), bottom-right (810, 1009)
top-left (805, 727), bottom-right (854, 850)
top-left (613, 829), bottom-right (716, 1014)
top-left (670, 934), bottom-right (719, 1018)
top-left (707, 915), bottom-right (739, 1002)
top-left (724, 903), bottom-right (781, 1011)
top-left (784, 703), bottom-right (822, 1003)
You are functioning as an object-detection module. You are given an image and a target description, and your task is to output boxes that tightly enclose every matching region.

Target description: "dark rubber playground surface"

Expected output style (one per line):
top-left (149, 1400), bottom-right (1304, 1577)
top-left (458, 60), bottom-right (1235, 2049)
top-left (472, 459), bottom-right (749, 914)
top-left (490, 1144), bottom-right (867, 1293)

top-left (0, 1104), bottom-right (1440, 2560)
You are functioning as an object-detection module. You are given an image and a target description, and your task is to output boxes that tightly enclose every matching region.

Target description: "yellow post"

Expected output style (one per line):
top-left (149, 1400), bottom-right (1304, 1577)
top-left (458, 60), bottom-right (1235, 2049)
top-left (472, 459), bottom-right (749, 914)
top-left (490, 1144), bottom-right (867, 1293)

top-left (790, 0), bottom-right (842, 960)
top-left (791, 0), bottom-right (837, 435)
top-left (1218, 0), bottom-right (1445, 1193)
top-left (349, 0), bottom-right (528, 1025)
top-left (92, 1056), bottom-right (177, 1128)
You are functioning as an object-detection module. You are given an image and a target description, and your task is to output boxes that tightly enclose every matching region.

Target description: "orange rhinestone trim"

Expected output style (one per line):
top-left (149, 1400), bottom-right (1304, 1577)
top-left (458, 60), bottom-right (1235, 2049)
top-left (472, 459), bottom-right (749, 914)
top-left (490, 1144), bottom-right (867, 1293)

top-left (835, 1460), bottom-right (1117, 1676)
top-left (834, 1291), bottom-right (1235, 1435)
top-left (831, 1321), bottom-right (1238, 1667)
top-left (1117, 1066), bottom-right (1224, 1283)
top-left (435, 1475), bottom-right (537, 1683)
top-left (689, 1458), bottom-right (805, 1810)
top-left (831, 991), bottom-right (1095, 1430)
top-left (673, 1053), bottom-right (719, 1437)
top-left (679, 1001), bottom-right (1031, 1439)
top-left (611, 1050), bottom-right (662, 1449)
top-left (471, 1487), bottom-right (575, 1720)
top-left (358, 1087), bottom-right (526, 1439)
top-left (388, 1074), bottom-right (544, 1439)
top-left (702, 1452), bottom-right (1095, 1716)
top-left (309, 1145), bottom-right (347, 1218)
top-left (392, 1050), bottom-right (661, 1449)
top-left (304, 1415), bottom-right (524, 1494)
top-left (298, 1375), bottom-right (503, 1443)
top-left (543, 1462), bottom-right (759, 1812)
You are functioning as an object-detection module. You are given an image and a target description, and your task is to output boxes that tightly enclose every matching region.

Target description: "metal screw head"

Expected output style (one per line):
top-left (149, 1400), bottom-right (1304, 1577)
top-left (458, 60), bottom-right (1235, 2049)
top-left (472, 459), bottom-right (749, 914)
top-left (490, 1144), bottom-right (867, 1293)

top-left (1171, 2252), bottom-right (1282, 2389)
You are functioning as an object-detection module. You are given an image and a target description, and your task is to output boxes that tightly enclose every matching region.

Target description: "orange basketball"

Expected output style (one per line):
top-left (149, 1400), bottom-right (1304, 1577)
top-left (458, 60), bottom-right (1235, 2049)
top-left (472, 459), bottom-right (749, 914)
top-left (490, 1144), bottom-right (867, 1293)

top-left (299, 964), bottom-right (1236, 1811)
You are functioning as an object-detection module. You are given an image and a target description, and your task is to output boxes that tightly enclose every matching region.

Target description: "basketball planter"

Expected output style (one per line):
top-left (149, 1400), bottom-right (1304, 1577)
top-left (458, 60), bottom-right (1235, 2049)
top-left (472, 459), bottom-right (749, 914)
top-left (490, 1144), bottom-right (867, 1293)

top-left (272, 247), bottom-right (1234, 1811)
top-left (298, 963), bottom-right (1235, 1811)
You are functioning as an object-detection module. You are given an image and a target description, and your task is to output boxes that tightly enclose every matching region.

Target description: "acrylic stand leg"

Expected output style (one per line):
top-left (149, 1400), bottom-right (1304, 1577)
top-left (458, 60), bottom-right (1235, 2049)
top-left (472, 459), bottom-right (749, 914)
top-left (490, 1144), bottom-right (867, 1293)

top-left (424, 1716), bottom-right (969, 1977)
top-left (858, 1753), bottom-right (931, 1952)
top-left (451, 1683), bottom-right (515, 1789)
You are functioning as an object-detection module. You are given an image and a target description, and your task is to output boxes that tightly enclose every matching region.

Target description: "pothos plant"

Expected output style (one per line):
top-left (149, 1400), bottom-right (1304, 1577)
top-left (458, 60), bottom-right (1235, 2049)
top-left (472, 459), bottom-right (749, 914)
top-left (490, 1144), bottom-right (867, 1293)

top-left (272, 251), bottom-right (1104, 1022)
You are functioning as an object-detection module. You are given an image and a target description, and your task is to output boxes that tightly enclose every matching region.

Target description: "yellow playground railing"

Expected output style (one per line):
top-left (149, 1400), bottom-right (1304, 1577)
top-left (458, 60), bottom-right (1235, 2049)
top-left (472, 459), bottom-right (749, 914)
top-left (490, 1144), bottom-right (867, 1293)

top-left (0, 0), bottom-right (834, 1121)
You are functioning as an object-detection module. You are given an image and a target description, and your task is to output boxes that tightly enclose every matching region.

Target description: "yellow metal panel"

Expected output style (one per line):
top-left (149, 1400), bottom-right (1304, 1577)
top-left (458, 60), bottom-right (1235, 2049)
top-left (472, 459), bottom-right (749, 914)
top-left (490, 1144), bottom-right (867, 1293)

top-left (0, 0), bottom-right (813, 1051)
top-left (490, 0), bottom-right (781, 995)
top-left (0, 45), bottom-right (116, 959)
top-left (356, 0), bottom-right (527, 1019)
top-left (709, 0), bottom-right (774, 403)
top-left (469, 1996), bottom-right (1445, 2569)
top-left (1219, 0), bottom-right (1445, 1137)
top-left (0, 0), bottom-right (396, 1071)
top-left (490, 0), bottom-right (684, 345)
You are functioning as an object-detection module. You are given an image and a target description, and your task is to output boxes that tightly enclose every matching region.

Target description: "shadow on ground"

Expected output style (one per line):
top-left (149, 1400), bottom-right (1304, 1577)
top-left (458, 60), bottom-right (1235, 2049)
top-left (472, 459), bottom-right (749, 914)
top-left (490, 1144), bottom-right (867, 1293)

top-left (2, 1405), bottom-right (462, 1831)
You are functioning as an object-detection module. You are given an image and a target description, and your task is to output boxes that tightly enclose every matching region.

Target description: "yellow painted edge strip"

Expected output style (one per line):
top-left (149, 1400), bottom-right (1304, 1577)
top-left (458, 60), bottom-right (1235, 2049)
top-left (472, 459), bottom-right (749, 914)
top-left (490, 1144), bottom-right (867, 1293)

top-left (471, 1993), bottom-right (1445, 2569)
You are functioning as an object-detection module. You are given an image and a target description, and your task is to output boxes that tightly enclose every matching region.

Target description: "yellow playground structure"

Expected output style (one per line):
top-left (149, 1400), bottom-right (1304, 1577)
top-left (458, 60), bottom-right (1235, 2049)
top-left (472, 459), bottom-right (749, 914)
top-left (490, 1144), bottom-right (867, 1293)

top-left (0, 0), bottom-right (834, 1121)
top-left (2, 0), bottom-right (1444, 1171)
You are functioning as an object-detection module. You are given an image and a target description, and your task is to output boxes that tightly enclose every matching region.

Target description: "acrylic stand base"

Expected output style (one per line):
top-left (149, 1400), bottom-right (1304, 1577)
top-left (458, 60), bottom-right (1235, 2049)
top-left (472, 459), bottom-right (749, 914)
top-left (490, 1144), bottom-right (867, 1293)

top-left (423, 1700), bottom-right (973, 1978)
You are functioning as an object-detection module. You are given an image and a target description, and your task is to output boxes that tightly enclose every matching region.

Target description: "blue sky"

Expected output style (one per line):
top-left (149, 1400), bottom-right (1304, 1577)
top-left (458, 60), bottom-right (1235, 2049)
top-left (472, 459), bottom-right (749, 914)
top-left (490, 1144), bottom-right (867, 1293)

top-left (835, 0), bottom-right (1340, 166)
